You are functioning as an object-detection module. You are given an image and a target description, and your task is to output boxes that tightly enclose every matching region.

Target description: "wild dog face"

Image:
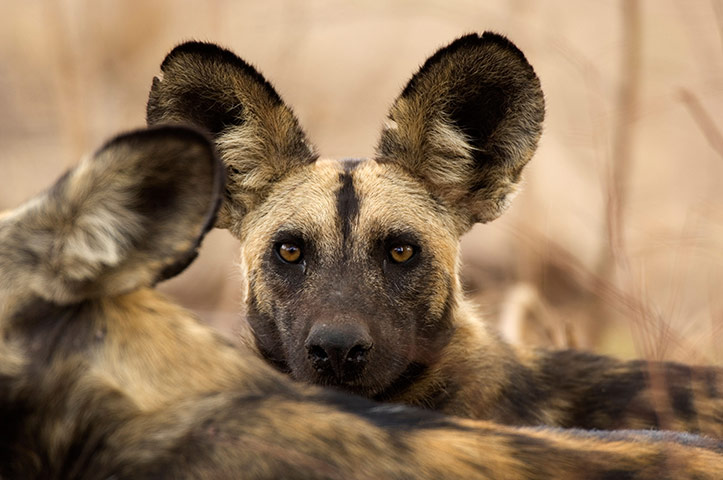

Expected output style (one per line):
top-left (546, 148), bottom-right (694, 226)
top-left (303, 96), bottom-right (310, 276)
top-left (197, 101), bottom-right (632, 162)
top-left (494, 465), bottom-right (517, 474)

top-left (147, 33), bottom-right (544, 397)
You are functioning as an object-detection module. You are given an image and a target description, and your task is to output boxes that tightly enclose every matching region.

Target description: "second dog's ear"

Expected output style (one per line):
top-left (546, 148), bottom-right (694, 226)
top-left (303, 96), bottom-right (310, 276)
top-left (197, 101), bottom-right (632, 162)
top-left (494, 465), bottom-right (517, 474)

top-left (4, 126), bottom-right (223, 304)
top-left (147, 42), bottom-right (317, 234)
top-left (375, 33), bottom-right (545, 233)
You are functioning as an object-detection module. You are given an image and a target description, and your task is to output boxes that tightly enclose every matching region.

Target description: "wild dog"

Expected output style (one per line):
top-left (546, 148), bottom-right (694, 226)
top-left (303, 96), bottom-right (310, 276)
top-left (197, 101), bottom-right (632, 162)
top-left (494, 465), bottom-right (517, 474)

top-left (146, 32), bottom-right (723, 438)
top-left (4, 126), bottom-right (723, 479)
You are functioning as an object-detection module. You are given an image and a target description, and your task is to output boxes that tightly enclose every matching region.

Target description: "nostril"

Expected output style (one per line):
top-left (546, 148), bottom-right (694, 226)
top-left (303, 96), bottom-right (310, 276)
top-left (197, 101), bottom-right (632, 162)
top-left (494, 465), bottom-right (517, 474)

top-left (346, 344), bottom-right (371, 364)
top-left (305, 323), bottom-right (373, 380)
top-left (308, 345), bottom-right (329, 362)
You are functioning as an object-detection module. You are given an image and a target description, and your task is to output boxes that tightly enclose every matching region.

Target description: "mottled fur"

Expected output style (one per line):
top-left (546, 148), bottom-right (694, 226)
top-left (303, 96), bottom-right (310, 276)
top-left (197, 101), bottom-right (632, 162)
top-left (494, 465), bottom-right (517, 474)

top-left (146, 33), bottom-right (723, 440)
top-left (5, 127), bottom-right (723, 478)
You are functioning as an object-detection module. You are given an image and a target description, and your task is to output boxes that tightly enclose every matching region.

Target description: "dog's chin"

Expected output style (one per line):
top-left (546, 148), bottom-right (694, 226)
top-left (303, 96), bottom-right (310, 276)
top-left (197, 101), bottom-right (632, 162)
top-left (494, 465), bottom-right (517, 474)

top-left (299, 371), bottom-right (386, 398)
top-left (320, 380), bottom-right (382, 398)
top-left (288, 355), bottom-right (404, 398)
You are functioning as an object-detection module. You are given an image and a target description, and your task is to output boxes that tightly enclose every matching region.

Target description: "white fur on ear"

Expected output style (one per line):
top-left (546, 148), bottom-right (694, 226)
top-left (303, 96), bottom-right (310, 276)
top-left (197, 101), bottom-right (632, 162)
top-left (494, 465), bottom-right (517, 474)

top-left (52, 157), bottom-right (144, 281)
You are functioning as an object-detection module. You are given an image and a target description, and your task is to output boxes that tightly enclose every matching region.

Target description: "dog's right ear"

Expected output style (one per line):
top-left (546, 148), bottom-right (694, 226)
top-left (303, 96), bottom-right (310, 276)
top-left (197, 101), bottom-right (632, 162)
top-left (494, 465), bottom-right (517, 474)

top-left (147, 42), bottom-right (317, 234)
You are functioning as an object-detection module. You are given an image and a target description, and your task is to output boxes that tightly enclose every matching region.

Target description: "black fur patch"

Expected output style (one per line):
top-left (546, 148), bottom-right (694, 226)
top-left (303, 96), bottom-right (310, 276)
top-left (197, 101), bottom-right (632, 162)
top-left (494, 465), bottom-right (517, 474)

top-left (135, 170), bottom-right (182, 220)
top-left (341, 158), bottom-right (364, 172)
top-left (9, 299), bottom-right (98, 363)
top-left (496, 362), bottom-right (546, 424)
top-left (663, 363), bottom-right (696, 422)
top-left (536, 352), bottom-right (657, 430)
top-left (316, 388), bottom-right (472, 433)
top-left (596, 471), bottom-right (638, 480)
top-left (400, 32), bottom-right (529, 99)
top-left (670, 386), bottom-right (695, 421)
top-left (0, 368), bottom-right (34, 477)
top-left (576, 370), bottom-right (655, 429)
top-left (415, 279), bottom-right (455, 352)
top-left (158, 249), bottom-right (202, 283)
top-left (336, 171), bottom-right (359, 245)
top-left (160, 41), bottom-right (283, 107)
top-left (246, 288), bottom-right (291, 375)
top-left (169, 86), bottom-right (245, 137)
top-left (147, 42), bottom-right (283, 138)
top-left (704, 369), bottom-right (720, 398)
top-left (451, 84), bottom-right (507, 153)
top-left (373, 362), bottom-right (428, 402)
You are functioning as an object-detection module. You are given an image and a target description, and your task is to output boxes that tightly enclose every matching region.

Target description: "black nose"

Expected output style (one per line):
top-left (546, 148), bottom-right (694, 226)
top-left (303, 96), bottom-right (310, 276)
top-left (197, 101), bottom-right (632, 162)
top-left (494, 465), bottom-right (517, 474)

top-left (305, 323), bottom-right (372, 382)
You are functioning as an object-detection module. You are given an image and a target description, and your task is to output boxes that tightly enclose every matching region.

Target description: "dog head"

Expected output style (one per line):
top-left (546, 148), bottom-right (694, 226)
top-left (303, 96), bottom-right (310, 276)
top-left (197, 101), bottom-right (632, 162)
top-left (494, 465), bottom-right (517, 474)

top-left (147, 33), bottom-right (544, 396)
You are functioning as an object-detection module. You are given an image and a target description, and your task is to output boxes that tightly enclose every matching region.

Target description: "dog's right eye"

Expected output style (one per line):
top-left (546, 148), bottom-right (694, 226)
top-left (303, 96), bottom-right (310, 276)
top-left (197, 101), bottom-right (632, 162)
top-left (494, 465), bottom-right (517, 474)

top-left (276, 243), bottom-right (302, 263)
top-left (389, 245), bottom-right (415, 264)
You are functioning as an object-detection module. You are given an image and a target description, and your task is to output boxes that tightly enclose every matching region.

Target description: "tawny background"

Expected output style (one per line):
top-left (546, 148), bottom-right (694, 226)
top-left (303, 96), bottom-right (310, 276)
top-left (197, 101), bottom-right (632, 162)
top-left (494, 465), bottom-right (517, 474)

top-left (2, 0), bottom-right (721, 364)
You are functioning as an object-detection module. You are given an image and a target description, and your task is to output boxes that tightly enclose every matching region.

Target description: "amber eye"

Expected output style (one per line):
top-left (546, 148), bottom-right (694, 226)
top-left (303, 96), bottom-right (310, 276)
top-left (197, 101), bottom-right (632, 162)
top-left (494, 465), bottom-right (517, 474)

top-left (389, 245), bottom-right (415, 263)
top-left (277, 243), bottom-right (302, 263)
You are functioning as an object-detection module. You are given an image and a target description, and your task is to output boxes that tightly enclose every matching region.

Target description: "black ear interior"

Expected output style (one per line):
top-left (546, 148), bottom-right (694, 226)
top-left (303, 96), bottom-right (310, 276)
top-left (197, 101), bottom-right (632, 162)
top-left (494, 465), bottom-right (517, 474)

top-left (146, 41), bottom-right (318, 233)
top-left (376, 32), bottom-right (544, 229)
top-left (399, 32), bottom-right (540, 170)
top-left (163, 84), bottom-right (245, 137)
top-left (147, 41), bottom-right (283, 137)
top-left (401, 34), bottom-right (514, 155)
top-left (449, 84), bottom-right (507, 159)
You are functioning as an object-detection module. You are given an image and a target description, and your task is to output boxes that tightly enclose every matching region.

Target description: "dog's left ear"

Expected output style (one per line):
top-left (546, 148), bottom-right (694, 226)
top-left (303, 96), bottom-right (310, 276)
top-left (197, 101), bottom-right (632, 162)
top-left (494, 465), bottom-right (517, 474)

top-left (375, 32), bottom-right (545, 233)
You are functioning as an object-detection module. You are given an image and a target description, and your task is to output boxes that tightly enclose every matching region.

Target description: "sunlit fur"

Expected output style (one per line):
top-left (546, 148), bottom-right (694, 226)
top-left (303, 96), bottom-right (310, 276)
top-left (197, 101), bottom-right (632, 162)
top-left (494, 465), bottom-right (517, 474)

top-left (4, 126), bottom-right (723, 478)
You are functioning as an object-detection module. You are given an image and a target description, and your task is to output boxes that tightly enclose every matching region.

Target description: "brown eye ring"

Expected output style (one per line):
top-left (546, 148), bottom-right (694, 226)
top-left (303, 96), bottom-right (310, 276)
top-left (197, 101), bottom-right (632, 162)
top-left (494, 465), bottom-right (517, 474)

top-left (389, 244), bottom-right (415, 264)
top-left (277, 243), bottom-right (302, 263)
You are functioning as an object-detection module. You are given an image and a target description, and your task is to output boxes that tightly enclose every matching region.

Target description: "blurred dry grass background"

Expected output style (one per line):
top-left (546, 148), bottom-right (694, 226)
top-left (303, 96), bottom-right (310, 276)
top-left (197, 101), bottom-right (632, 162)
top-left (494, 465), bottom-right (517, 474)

top-left (1, 0), bottom-right (722, 365)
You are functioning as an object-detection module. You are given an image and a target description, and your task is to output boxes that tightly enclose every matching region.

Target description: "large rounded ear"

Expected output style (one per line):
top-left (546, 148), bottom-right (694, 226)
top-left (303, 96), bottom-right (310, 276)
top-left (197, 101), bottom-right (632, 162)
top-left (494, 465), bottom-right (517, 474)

top-left (375, 32), bottom-right (545, 233)
top-left (4, 126), bottom-right (223, 304)
top-left (147, 41), bottom-right (317, 235)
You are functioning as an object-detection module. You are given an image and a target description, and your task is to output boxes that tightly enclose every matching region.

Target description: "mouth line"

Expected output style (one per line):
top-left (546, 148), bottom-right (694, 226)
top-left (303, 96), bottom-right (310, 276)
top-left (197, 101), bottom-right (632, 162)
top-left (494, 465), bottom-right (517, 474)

top-left (314, 374), bottom-right (367, 388)
top-left (309, 374), bottom-right (378, 395)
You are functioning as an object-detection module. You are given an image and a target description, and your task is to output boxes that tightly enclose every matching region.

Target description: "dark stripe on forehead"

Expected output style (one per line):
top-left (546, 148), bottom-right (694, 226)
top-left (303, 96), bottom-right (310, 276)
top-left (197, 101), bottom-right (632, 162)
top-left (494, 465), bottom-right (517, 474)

top-left (336, 168), bottom-right (360, 243)
top-left (341, 158), bottom-right (364, 172)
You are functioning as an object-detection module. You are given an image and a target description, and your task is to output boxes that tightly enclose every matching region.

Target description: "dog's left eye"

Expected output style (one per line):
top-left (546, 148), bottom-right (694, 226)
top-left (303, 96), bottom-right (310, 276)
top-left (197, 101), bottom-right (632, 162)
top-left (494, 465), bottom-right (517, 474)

top-left (389, 245), bottom-right (415, 263)
top-left (277, 243), bottom-right (302, 263)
